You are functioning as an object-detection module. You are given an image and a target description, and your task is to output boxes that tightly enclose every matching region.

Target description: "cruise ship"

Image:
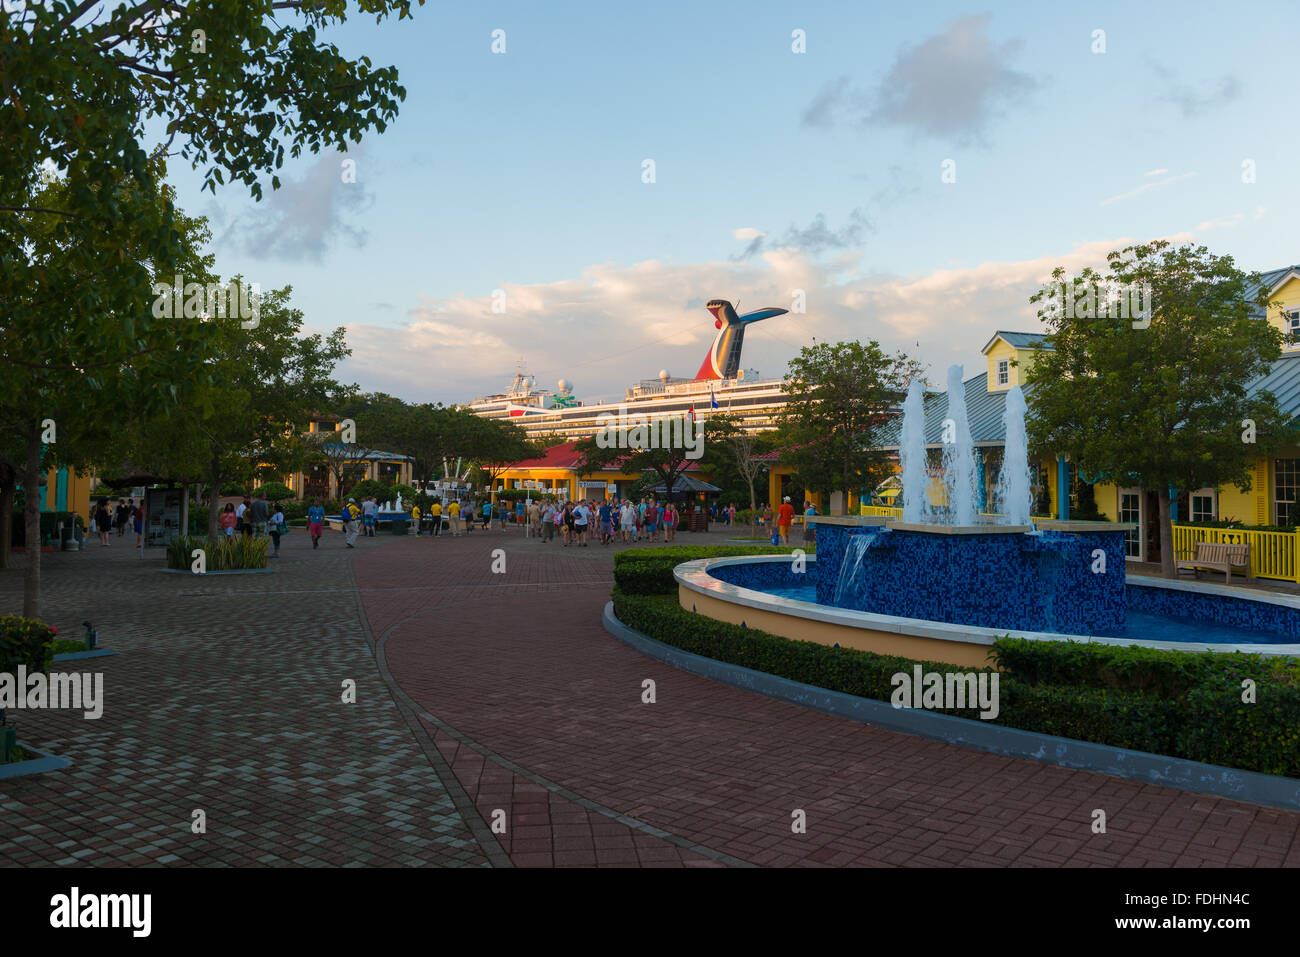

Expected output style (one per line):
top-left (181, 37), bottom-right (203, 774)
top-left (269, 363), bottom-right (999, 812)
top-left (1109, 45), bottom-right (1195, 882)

top-left (466, 299), bottom-right (797, 440)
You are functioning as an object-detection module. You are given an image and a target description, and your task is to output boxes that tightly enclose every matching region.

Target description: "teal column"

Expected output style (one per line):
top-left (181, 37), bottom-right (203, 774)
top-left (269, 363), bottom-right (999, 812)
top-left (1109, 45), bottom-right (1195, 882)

top-left (55, 468), bottom-right (68, 512)
top-left (1169, 486), bottom-right (1178, 523)
top-left (1057, 454), bottom-right (1069, 520)
top-left (975, 448), bottom-right (986, 512)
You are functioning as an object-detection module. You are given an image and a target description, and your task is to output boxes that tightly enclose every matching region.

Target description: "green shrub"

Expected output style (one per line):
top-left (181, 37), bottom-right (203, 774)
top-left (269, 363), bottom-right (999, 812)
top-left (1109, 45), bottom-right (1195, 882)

top-left (613, 545), bottom-right (808, 594)
top-left (10, 511), bottom-right (79, 547)
top-left (390, 519), bottom-right (408, 535)
top-left (220, 481), bottom-right (248, 496)
top-left (0, 615), bottom-right (56, 677)
top-left (166, 534), bottom-right (269, 570)
top-left (255, 481), bottom-right (295, 502)
top-left (612, 590), bottom-right (1300, 778)
top-left (990, 637), bottom-right (1300, 698)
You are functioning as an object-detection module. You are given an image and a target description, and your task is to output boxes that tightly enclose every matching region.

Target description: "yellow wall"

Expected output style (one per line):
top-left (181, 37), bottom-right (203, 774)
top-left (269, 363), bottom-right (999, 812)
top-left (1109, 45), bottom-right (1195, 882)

top-left (1265, 274), bottom-right (1300, 351)
top-left (985, 339), bottom-right (1046, 392)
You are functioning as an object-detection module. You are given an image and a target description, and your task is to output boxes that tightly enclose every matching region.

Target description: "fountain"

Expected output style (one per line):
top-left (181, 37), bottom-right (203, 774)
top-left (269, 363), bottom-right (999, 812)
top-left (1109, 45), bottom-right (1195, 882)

top-left (939, 365), bottom-right (977, 525)
top-left (669, 367), bottom-right (1300, 664)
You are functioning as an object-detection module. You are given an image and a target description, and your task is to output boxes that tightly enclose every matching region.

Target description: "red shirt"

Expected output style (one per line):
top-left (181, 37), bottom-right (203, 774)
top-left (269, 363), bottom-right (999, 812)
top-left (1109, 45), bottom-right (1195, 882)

top-left (778, 503), bottom-right (795, 526)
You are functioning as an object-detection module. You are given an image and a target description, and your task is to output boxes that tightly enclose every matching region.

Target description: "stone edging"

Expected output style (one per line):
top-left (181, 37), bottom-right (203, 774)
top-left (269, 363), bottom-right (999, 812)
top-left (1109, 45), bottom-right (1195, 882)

top-left (0, 743), bottom-right (72, 780)
top-left (602, 601), bottom-right (1300, 813)
top-left (53, 649), bottom-right (118, 662)
top-left (158, 567), bottom-right (276, 575)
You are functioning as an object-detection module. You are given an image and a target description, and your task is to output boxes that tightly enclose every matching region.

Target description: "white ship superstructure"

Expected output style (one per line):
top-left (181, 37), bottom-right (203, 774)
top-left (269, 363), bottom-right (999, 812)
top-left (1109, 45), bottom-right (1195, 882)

top-left (466, 299), bottom-right (795, 439)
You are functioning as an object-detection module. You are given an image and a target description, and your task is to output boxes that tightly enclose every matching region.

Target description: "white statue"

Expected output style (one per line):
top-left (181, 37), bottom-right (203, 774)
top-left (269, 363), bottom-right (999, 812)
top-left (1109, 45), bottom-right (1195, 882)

top-left (395, 493), bottom-right (403, 513)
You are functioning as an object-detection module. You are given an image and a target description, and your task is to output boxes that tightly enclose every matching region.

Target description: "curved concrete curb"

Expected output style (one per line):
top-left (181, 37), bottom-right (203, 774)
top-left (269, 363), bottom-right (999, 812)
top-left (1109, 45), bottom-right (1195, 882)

top-left (53, 649), bottom-right (118, 662)
top-left (0, 743), bottom-right (71, 780)
top-left (603, 601), bottom-right (1300, 812)
top-left (159, 567), bottom-right (275, 575)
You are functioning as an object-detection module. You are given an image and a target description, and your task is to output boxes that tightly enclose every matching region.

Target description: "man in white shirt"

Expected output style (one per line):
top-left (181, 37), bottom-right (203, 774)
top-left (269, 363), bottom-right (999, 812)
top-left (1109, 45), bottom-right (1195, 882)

top-left (573, 500), bottom-right (590, 547)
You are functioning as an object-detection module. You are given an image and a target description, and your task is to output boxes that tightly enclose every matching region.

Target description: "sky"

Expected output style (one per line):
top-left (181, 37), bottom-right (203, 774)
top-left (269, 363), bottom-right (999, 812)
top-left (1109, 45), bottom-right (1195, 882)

top-left (158, 0), bottom-right (1299, 405)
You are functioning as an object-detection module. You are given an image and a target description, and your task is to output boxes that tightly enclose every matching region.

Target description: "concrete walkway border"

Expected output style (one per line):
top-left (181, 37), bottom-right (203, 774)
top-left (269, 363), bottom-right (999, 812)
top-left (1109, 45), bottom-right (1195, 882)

top-left (603, 601), bottom-right (1300, 812)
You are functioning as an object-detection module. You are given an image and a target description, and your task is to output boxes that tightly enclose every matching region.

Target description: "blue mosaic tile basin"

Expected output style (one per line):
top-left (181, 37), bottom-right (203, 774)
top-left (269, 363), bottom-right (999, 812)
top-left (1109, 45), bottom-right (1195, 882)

top-left (707, 537), bottom-right (1300, 645)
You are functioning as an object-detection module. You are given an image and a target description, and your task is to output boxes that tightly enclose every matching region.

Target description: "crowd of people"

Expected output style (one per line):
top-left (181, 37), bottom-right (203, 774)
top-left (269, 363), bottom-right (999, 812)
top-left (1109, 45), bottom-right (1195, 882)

top-left (166, 491), bottom-right (823, 554)
top-left (90, 496), bottom-right (145, 548)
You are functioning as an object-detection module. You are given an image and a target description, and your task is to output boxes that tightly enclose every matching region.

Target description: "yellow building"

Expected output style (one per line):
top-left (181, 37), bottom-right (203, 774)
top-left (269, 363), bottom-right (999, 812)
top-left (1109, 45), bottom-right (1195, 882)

top-left (493, 442), bottom-right (708, 502)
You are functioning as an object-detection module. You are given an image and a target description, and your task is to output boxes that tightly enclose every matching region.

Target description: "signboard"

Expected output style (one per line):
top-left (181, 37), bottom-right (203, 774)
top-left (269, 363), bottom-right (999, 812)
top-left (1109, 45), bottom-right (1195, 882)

top-left (579, 481), bottom-right (606, 489)
top-left (145, 487), bottom-right (183, 546)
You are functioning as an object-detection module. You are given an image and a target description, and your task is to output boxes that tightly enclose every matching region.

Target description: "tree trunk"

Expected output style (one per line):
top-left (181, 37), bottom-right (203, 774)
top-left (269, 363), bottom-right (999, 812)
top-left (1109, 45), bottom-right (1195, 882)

top-left (22, 427), bottom-right (42, 618)
top-left (0, 467), bottom-right (14, 570)
top-left (180, 482), bottom-right (189, 537)
top-left (1158, 490), bottom-right (1175, 579)
top-left (207, 458), bottom-right (222, 541)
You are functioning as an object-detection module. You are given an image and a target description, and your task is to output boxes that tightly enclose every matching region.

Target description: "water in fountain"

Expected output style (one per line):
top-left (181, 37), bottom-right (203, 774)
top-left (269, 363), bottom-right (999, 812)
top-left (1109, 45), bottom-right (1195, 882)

top-left (832, 535), bottom-right (872, 606)
top-left (899, 379), bottom-right (930, 523)
top-left (995, 385), bottom-right (1033, 525)
top-left (940, 365), bottom-right (977, 525)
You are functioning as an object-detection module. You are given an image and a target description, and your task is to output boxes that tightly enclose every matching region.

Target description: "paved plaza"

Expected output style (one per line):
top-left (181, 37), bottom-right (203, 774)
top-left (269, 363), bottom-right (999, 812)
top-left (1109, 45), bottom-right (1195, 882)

top-left (2, 527), bottom-right (1299, 867)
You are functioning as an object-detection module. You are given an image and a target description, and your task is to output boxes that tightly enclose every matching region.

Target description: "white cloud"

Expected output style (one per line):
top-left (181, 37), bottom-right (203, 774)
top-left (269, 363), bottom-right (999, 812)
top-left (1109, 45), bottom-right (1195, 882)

top-left (334, 236), bottom-right (1195, 403)
top-left (1143, 168), bottom-right (1168, 177)
top-left (1100, 171), bottom-right (1196, 206)
top-left (733, 227), bottom-right (765, 240)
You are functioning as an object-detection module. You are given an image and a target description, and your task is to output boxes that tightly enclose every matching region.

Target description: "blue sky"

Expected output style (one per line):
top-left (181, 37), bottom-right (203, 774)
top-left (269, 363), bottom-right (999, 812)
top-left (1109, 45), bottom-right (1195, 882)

top-left (161, 1), bottom-right (1299, 404)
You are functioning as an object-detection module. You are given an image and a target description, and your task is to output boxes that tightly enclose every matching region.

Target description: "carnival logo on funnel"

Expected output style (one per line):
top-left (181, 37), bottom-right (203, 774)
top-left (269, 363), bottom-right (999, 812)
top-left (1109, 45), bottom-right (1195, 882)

top-left (595, 405), bottom-right (705, 459)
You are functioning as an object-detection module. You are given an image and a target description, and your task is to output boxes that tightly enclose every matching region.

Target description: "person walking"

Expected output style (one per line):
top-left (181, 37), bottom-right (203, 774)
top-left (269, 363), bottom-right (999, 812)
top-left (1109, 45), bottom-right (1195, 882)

top-left (430, 499), bottom-right (442, 537)
top-left (527, 499), bottom-right (542, 539)
top-left (237, 496), bottom-right (251, 537)
top-left (95, 497), bottom-right (112, 547)
top-left (573, 499), bottom-right (590, 546)
top-left (362, 496), bottom-right (378, 537)
top-left (307, 500), bottom-right (325, 548)
top-left (803, 500), bottom-right (818, 545)
top-left (597, 499), bottom-right (612, 545)
top-left (343, 498), bottom-right (361, 548)
top-left (662, 501), bottom-right (678, 543)
top-left (777, 496), bottom-right (795, 545)
top-left (219, 502), bottom-right (237, 538)
top-left (447, 499), bottom-right (460, 536)
top-left (268, 504), bottom-right (286, 557)
top-left (541, 500), bottom-right (556, 542)
top-left (250, 490), bottom-right (270, 539)
top-left (132, 499), bottom-right (145, 547)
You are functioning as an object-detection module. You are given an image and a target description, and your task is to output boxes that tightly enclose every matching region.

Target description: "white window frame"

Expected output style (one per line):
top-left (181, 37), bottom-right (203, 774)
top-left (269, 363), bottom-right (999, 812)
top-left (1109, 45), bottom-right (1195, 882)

top-left (1189, 488), bottom-right (1216, 524)
top-left (1118, 487), bottom-right (1144, 562)
top-left (996, 358), bottom-right (1009, 386)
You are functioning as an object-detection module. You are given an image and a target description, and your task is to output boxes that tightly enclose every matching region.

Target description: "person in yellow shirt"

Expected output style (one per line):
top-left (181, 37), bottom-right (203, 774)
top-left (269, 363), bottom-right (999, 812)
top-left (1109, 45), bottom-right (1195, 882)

top-left (448, 499), bottom-right (461, 537)
top-left (410, 503), bottom-right (422, 536)
top-left (430, 499), bottom-right (443, 537)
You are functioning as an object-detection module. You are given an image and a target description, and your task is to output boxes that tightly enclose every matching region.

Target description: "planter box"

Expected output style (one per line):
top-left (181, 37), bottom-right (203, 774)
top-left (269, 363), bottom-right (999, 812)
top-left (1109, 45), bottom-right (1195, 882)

top-left (0, 741), bottom-right (72, 779)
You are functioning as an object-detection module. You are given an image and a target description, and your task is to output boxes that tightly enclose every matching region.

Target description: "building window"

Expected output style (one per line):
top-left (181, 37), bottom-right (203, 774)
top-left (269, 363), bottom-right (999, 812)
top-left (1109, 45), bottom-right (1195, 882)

top-left (1288, 309), bottom-right (1300, 341)
top-left (1275, 458), bottom-right (1300, 526)
top-left (1119, 491), bottom-right (1142, 559)
top-left (996, 359), bottom-right (1009, 386)
top-left (1190, 492), bottom-right (1215, 524)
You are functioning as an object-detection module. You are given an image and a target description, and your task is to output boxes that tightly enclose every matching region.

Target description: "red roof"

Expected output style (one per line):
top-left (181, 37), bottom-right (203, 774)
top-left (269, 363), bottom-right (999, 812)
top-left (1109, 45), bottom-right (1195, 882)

top-left (509, 441), bottom-right (699, 472)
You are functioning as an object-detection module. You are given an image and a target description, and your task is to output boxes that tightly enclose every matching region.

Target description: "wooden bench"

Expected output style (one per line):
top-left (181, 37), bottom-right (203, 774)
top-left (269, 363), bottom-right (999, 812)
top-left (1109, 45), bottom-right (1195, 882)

top-left (1175, 542), bottom-right (1252, 583)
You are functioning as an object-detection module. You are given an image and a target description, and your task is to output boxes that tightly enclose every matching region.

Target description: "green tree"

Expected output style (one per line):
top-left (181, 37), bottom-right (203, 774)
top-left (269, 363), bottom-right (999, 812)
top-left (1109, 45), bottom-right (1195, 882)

top-left (575, 416), bottom-right (701, 504)
top-left (700, 414), bottom-right (771, 532)
top-left (2, 1), bottom-right (418, 616)
top-left (777, 341), bottom-right (923, 512)
top-left (462, 416), bottom-right (533, 500)
top-left (1026, 241), bottom-right (1295, 577)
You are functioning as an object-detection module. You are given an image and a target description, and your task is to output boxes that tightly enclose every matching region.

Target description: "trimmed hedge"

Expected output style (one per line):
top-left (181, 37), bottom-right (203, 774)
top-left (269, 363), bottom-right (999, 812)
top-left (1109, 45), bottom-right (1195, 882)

top-left (613, 589), bottom-right (1300, 778)
top-left (0, 615), bottom-right (56, 677)
top-left (613, 545), bottom-right (808, 595)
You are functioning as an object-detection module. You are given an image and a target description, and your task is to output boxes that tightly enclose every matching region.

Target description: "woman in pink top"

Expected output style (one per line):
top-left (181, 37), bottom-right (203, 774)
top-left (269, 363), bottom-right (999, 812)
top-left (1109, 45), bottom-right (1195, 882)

top-left (219, 503), bottom-right (238, 537)
top-left (661, 503), bottom-right (678, 542)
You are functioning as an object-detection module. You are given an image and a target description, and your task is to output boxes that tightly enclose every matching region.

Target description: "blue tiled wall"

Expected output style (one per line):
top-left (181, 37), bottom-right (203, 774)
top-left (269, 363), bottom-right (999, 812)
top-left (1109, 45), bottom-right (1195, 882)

top-left (802, 524), bottom-right (1127, 633)
top-left (706, 543), bottom-right (1300, 641)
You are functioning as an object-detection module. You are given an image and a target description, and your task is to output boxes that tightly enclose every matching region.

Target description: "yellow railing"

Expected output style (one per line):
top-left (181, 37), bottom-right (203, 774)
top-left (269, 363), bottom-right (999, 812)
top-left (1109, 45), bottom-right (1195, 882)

top-left (1171, 523), bottom-right (1299, 582)
top-left (860, 506), bottom-right (903, 517)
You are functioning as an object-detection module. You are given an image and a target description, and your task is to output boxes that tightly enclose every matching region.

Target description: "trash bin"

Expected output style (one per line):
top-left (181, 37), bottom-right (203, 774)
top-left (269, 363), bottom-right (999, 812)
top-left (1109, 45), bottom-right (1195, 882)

top-left (60, 522), bottom-right (78, 551)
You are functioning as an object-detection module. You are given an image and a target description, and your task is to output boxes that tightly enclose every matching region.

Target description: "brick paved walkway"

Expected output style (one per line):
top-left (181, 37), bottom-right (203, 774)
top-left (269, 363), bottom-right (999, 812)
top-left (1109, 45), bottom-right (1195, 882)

top-left (364, 529), bottom-right (1300, 868)
top-left (3, 525), bottom-right (1298, 867)
top-left (0, 530), bottom-right (497, 867)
